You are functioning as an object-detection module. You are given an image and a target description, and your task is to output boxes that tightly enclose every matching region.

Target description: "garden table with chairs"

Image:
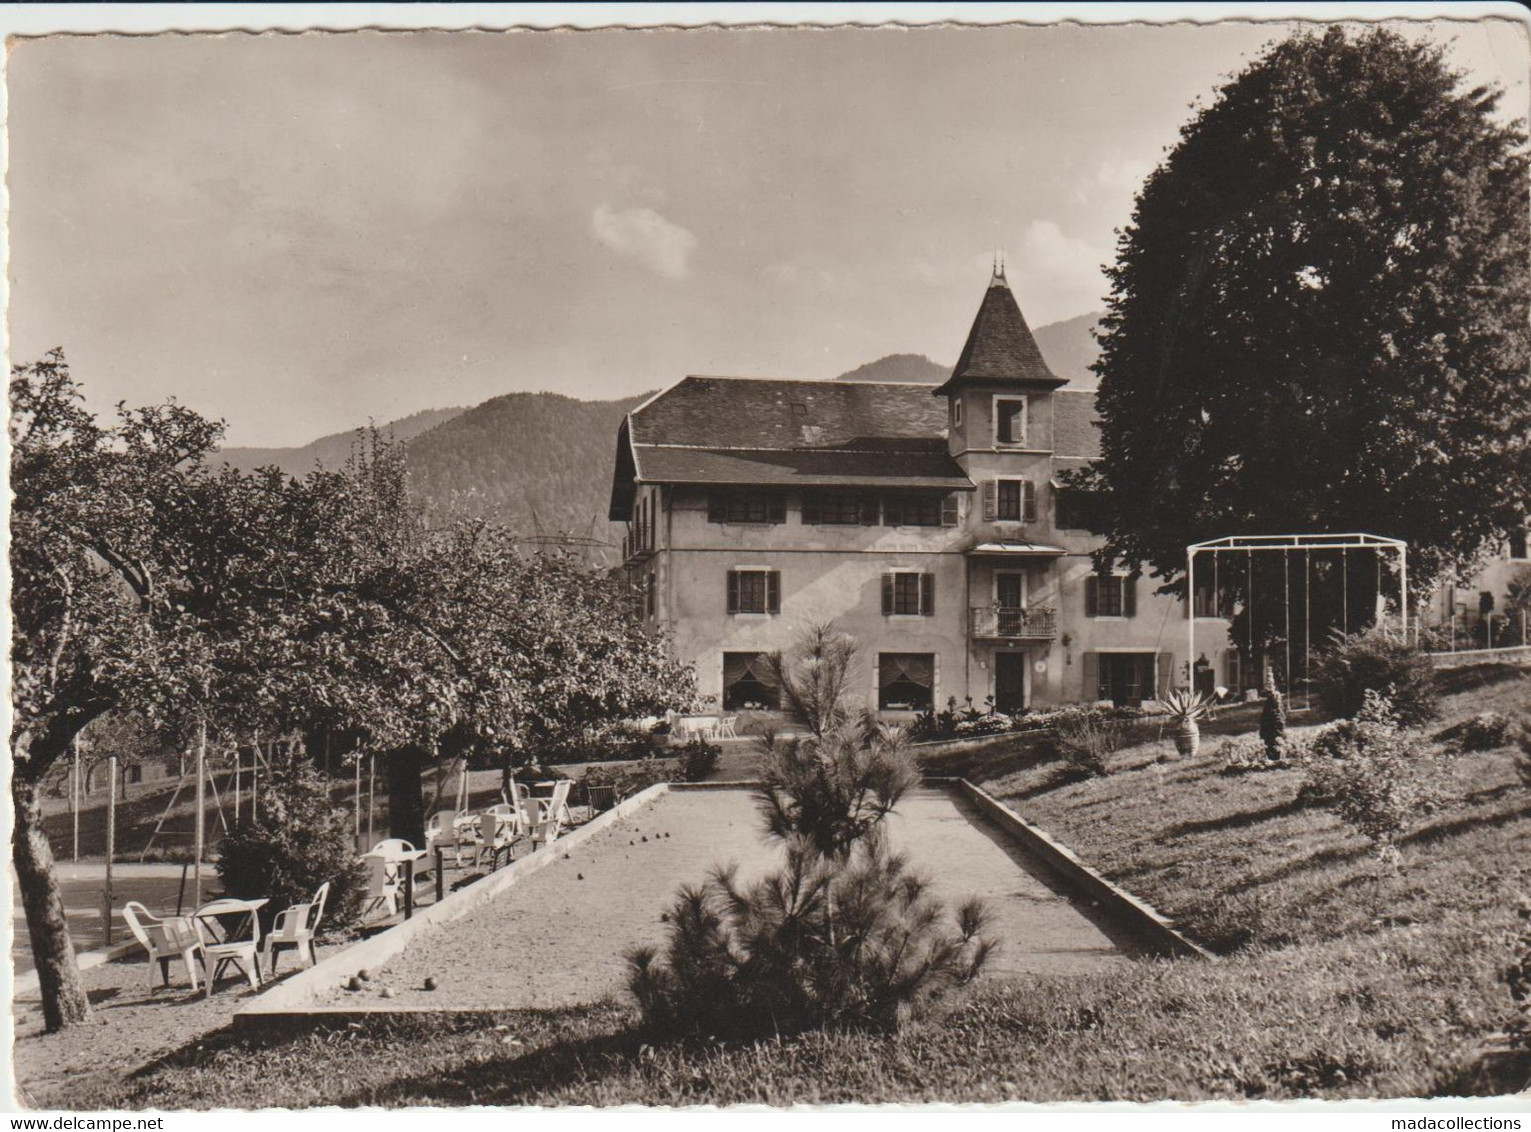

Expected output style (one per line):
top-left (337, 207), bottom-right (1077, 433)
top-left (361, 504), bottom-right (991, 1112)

top-left (192, 896), bottom-right (268, 997)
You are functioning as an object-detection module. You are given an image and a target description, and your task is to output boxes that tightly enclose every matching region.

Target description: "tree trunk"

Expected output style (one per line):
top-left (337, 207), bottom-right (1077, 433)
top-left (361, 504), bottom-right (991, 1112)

top-left (385, 745), bottom-right (427, 847)
top-left (12, 773), bottom-right (91, 1031)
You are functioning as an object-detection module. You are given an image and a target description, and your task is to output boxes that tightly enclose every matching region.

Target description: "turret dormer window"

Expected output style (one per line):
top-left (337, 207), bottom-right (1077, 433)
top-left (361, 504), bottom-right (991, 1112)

top-left (994, 396), bottom-right (1028, 447)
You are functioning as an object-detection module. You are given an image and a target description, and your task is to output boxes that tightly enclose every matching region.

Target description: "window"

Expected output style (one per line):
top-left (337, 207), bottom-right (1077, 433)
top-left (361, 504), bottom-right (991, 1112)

top-left (878, 653), bottom-right (935, 711)
top-left (723, 652), bottom-right (780, 710)
top-left (727, 568), bottom-right (781, 614)
top-left (802, 490), bottom-right (877, 526)
top-left (882, 571), bottom-right (935, 616)
top-left (645, 572), bottom-right (656, 619)
top-left (1055, 487), bottom-right (1104, 531)
top-left (994, 396), bottom-right (1027, 446)
top-left (952, 398), bottom-right (963, 428)
top-left (1085, 574), bottom-right (1137, 618)
top-left (1511, 528), bottom-right (1528, 560)
top-left (883, 492), bottom-right (954, 527)
top-left (983, 478), bottom-right (1036, 523)
top-left (708, 491), bottom-right (786, 525)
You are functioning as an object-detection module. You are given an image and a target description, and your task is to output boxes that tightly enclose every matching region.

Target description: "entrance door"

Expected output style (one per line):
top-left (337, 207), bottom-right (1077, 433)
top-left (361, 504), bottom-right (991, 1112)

top-left (1099, 653), bottom-right (1155, 707)
top-left (994, 652), bottom-right (1027, 713)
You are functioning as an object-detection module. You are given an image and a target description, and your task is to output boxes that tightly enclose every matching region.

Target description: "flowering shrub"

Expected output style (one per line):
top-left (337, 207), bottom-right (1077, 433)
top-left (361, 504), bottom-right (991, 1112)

top-left (1299, 691), bottom-right (1441, 866)
top-left (954, 713), bottom-right (1012, 737)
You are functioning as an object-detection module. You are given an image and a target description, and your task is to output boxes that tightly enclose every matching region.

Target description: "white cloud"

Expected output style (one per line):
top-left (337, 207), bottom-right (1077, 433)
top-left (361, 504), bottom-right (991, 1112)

top-left (1014, 219), bottom-right (1112, 324)
top-left (590, 204), bottom-right (697, 280)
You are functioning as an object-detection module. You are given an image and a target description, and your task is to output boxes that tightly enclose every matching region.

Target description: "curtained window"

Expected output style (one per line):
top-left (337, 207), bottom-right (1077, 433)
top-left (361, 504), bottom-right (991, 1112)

top-left (723, 652), bottom-right (780, 710)
top-left (878, 652), bottom-right (935, 710)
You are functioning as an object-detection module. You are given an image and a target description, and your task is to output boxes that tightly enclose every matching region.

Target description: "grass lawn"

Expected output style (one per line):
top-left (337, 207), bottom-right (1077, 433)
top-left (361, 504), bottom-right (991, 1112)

top-left (91, 665), bottom-right (1531, 1107)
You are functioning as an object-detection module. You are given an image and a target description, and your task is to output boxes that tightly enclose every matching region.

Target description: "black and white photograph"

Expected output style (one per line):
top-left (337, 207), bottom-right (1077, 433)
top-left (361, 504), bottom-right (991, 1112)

top-left (5, 2), bottom-right (1530, 1114)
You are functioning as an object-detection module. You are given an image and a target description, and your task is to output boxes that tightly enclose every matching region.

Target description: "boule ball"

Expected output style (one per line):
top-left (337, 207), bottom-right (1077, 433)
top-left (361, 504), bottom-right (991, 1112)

top-left (346, 975), bottom-right (362, 992)
top-left (357, 968), bottom-right (371, 982)
top-left (380, 986), bottom-right (395, 999)
top-left (424, 976), bottom-right (439, 991)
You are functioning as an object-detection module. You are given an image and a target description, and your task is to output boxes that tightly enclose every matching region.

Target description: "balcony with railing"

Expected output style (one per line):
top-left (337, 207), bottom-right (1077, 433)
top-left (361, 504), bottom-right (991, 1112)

top-left (622, 524), bottom-right (656, 564)
top-left (969, 605), bottom-right (1058, 641)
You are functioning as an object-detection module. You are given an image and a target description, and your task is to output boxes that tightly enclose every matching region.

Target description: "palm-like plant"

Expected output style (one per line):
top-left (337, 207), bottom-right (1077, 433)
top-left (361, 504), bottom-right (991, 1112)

top-left (1157, 688), bottom-right (1215, 758)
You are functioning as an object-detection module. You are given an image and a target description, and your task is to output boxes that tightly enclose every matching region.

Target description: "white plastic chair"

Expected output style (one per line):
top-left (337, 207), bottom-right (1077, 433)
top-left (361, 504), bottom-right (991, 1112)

top-left (361, 855), bottom-right (402, 920)
top-left (716, 716), bottom-right (739, 739)
top-left (123, 901), bottom-right (203, 992)
top-left (260, 882), bottom-right (329, 975)
top-left (193, 899), bottom-right (263, 997)
top-left (530, 780), bottom-right (574, 847)
top-left (475, 810), bottom-right (517, 867)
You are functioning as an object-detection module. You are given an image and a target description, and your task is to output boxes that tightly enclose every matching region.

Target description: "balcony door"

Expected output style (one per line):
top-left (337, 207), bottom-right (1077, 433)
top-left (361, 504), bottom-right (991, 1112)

top-left (994, 651), bottom-right (1028, 713)
top-left (994, 571), bottom-right (1026, 609)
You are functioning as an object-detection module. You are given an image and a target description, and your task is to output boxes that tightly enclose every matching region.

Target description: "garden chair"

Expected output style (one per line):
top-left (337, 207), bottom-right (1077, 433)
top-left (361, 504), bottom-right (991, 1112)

top-left (427, 810), bottom-right (475, 868)
top-left (260, 882), bottom-right (329, 975)
top-left (716, 715), bottom-right (739, 739)
top-left (361, 854), bottom-right (403, 920)
top-left (193, 899), bottom-right (263, 997)
top-left (530, 780), bottom-right (574, 847)
top-left (122, 901), bottom-right (203, 992)
top-left (475, 810), bottom-right (517, 868)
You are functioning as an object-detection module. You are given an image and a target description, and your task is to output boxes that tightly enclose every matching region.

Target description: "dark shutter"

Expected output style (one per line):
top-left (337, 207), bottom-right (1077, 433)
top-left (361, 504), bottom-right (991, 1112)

top-left (1085, 576), bottom-right (1099, 618)
top-left (860, 494), bottom-right (881, 525)
top-left (726, 570), bottom-right (739, 614)
top-left (1082, 652), bottom-right (1100, 701)
top-left (982, 481), bottom-right (997, 521)
top-left (1022, 480), bottom-right (1038, 523)
top-left (769, 494), bottom-right (786, 524)
top-left (708, 494), bottom-right (726, 524)
top-left (1124, 577), bottom-right (1138, 618)
top-left (881, 574), bottom-right (894, 615)
top-left (801, 491), bottom-right (821, 525)
top-left (921, 573), bottom-right (935, 616)
top-left (766, 571), bottom-right (781, 614)
top-left (940, 493), bottom-right (959, 527)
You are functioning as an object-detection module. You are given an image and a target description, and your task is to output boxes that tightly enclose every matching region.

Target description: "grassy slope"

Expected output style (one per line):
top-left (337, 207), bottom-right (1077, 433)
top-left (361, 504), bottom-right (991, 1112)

top-left (101, 668), bottom-right (1530, 1107)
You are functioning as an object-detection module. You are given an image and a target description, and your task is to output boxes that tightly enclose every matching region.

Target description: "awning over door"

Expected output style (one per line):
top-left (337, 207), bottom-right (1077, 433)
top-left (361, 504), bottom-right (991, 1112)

top-left (966, 542), bottom-right (1066, 557)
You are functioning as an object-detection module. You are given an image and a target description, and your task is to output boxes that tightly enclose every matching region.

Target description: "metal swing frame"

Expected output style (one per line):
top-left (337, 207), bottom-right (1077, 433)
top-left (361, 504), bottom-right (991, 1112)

top-left (1185, 533), bottom-right (1409, 697)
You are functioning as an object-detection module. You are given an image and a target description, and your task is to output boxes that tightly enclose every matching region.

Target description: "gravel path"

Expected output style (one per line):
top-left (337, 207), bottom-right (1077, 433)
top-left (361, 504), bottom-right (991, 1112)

top-left (318, 787), bottom-right (1126, 1012)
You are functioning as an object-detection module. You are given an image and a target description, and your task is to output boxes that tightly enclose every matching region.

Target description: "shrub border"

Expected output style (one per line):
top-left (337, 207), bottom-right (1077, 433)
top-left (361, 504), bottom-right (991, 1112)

top-left (232, 782), bottom-right (670, 1033)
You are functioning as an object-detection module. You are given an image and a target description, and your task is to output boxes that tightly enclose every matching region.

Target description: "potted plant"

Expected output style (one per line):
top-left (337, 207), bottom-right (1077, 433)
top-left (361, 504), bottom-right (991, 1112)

top-left (1158, 688), bottom-right (1215, 758)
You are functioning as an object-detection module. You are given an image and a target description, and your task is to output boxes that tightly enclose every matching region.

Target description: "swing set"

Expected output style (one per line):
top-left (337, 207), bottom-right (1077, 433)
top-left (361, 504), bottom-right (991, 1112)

top-left (1186, 532), bottom-right (1409, 704)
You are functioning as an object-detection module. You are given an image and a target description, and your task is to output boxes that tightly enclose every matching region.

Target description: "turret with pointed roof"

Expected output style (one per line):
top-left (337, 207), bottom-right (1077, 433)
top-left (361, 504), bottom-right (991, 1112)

top-left (932, 261), bottom-right (1067, 396)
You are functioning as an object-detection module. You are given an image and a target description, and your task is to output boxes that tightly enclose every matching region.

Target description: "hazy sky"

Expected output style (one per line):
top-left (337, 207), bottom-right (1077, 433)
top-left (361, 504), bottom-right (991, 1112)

top-left (8, 19), bottom-right (1528, 446)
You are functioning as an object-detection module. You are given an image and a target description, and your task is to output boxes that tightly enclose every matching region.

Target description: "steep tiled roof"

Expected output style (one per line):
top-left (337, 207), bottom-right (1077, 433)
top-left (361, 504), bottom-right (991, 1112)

top-left (630, 376), bottom-right (949, 450)
top-left (1053, 389), bottom-right (1102, 459)
top-left (609, 376), bottom-right (972, 519)
top-left (932, 271), bottom-right (1067, 395)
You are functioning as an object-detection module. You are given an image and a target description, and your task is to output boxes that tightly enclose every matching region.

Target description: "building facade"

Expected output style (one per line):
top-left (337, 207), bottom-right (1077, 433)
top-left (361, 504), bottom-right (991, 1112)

top-left (607, 268), bottom-right (1240, 720)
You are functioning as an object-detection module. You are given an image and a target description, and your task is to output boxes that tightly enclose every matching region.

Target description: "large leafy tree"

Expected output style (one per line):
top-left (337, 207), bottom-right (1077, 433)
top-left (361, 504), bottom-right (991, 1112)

top-left (1083, 26), bottom-right (1530, 649)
